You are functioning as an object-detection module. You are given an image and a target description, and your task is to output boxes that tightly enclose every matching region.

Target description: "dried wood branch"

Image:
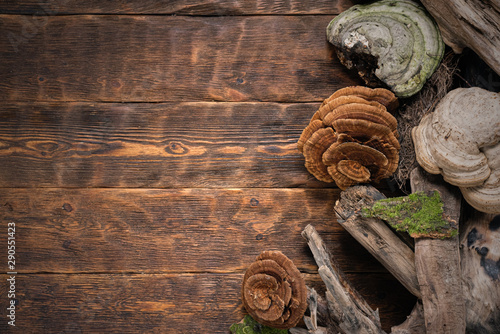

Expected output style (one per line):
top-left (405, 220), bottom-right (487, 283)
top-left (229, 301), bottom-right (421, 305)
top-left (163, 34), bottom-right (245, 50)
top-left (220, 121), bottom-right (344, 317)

top-left (334, 185), bottom-right (420, 298)
top-left (419, 0), bottom-right (500, 76)
top-left (302, 224), bottom-right (385, 334)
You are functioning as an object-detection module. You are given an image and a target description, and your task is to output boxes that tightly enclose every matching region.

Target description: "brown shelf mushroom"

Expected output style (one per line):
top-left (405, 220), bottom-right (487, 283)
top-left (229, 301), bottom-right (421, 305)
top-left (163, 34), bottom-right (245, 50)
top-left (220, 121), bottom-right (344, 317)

top-left (412, 87), bottom-right (500, 213)
top-left (298, 86), bottom-right (400, 190)
top-left (241, 250), bottom-right (307, 329)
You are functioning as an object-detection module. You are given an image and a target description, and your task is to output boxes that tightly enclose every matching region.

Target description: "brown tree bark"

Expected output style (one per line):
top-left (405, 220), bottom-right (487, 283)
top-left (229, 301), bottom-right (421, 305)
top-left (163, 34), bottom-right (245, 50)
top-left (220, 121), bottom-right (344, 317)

top-left (419, 0), bottom-right (500, 76)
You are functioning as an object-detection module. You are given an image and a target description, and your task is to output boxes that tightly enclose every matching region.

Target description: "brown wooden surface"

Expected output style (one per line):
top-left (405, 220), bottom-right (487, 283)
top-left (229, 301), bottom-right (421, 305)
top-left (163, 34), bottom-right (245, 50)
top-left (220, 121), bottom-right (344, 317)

top-left (0, 0), bottom-right (361, 15)
top-left (0, 15), bottom-right (362, 103)
top-left (0, 102), bottom-right (327, 188)
top-left (0, 1), bottom-right (414, 333)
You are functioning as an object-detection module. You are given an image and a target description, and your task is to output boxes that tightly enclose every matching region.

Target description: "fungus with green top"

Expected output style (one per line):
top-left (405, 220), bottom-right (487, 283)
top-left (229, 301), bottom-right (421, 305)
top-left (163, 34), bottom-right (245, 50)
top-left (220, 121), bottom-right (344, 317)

top-left (326, 0), bottom-right (444, 98)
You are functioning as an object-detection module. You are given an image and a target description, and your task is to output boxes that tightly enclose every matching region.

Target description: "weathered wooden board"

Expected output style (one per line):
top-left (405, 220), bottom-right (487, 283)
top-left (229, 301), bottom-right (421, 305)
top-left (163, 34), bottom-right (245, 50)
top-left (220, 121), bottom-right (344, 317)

top-left (0, 15), bottom-right (362, 103)
top-left (0, 0), bottom-right (361, 15)
top-left (0, 188), bottom-right (396, 274)
top-left (0, 102), bottom-right (330, 188)
top-left (0, 2), bottom-right (416, 332)
top-left (0, 273), bottom-right (414, 333)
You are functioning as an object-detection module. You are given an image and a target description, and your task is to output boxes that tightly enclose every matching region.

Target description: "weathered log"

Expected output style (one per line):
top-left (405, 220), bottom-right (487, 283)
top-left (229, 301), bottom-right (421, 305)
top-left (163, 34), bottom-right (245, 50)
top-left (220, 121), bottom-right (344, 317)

top-left (409, 167), bottom-right (466, 334)
top-left (363, 168), bottom-right (465, 333)
top-left (419, 0), bottom-right (500, 76)
top-left (334, 186), bottom-right (421, 298)
top-left (306, 169), bottom-right (499, 333)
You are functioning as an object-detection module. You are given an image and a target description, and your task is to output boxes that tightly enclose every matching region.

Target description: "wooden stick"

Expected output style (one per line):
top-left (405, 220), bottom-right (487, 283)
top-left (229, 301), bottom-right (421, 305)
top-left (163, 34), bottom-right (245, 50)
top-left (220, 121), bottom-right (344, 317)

top-left (334, 185), bottom-right (421, 298)
top-left (302, 224), bottom-right (385, 334)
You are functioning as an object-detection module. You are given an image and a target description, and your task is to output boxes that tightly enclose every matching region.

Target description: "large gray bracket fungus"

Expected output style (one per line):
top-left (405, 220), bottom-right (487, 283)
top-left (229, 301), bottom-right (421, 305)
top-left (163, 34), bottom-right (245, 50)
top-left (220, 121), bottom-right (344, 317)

top-left (412, 87), bottom-right (500, 214)
top-left (326, 0), bottom-right (444, 98)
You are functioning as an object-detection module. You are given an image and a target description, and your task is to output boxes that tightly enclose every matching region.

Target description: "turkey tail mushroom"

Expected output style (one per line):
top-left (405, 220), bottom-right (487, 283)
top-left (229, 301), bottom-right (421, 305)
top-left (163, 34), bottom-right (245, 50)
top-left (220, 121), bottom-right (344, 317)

top-left (326, 0), bottom-right (444, 98)
top-left (241, 251), bottom-right (307, 329)
top-left (412, 87), bottom-right (500, 214)
top-left (298, 86), bottom-right (400, 190)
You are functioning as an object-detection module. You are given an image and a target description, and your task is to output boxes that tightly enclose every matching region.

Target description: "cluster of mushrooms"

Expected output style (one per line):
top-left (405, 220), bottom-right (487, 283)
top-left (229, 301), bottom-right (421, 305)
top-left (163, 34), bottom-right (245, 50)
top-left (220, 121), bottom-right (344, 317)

top-left (413, 87), bottom-right (500, 214)
top-left (240, 251), bottom-right (307, 329)
top-left (297, 86), bottom-right (400, 190)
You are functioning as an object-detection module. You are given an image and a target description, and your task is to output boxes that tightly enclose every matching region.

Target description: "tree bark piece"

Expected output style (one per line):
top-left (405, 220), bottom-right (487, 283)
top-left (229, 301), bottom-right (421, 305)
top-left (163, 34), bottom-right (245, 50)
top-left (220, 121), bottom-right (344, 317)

top-left (334, 185), bottom-right (421, 298)
top-left (419, 0), bottom-right (500, 76)
top-left (460, 210), bottom-right (500, 332)
top-left (410, 167), bottom-right (466, 334)
top-left (302, 224), bottom-right (385, 334)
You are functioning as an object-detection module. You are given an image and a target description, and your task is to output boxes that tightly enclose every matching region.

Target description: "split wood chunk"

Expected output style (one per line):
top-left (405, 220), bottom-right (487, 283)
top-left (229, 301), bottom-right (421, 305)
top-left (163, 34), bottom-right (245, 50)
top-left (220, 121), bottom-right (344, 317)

top-left (241, 251), bottom-right (307, 329)
top-left (412, 87), bottom-right (500, 213)
top-left (298, 86), bottom-right (400, 190)
top-left (419, 0), bottom-right (500, 76)
top-left (409, 167), bottom-right (466, 334)
top-left (326, 0), bottom-right (444, 98)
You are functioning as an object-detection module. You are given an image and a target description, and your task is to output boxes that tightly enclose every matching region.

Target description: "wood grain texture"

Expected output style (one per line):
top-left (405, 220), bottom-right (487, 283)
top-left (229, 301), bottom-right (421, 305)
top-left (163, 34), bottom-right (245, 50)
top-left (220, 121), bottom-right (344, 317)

top-left (0, 273), bottom-right (414, 333)
top-left (0, 102), bottom-right (331, 188)
top-left (0, 15), bottom-right (362, 103)
top-left (0, 0), bottom-right (362, 15)
top-left (0, 2), bottom-right (415, 332)
top-left (0, 188), bottom-right (396, 274)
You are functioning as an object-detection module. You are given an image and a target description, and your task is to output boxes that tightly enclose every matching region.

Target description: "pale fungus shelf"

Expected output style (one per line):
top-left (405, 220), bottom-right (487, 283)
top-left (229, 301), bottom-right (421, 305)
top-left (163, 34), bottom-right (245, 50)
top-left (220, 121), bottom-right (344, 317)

top-left (298, 86), bottom-right (400, 190)
top-left (241, 251), bottom-right (307, 330)
top-left (412, 87), bottom-right (500, 214)
top-left (326, 0), bottom-right (444, 98)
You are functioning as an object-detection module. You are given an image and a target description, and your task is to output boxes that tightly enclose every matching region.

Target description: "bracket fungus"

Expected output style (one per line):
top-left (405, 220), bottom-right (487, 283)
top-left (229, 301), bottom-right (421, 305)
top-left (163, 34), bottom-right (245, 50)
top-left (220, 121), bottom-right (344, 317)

top-left (412, 87), bottom-right (500, 214)
top-left (241, 250), bottom-right (307, 329)
top-left (298, 86), bottom-right (400, 190)
top-left (326, 0), bottom-right (444, 98)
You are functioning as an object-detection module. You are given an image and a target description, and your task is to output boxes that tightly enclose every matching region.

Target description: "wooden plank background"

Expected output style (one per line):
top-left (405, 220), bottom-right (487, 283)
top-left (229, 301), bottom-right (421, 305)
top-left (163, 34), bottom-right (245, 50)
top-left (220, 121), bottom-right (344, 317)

top-left (0, 1), bottom-right (415, 333)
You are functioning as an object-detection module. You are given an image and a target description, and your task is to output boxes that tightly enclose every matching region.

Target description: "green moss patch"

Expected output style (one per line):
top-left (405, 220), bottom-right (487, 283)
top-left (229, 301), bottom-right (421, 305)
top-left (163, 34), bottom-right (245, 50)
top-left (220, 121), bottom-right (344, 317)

top-left (362, 191), bottom-right (457, 238)
top-left (230, 315), bottom-right (289, 334)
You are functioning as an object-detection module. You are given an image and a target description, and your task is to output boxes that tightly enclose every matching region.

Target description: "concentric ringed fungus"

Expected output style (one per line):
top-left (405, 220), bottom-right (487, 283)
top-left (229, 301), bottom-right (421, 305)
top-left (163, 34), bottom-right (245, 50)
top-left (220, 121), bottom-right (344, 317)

top-left (298, 86), bottom-right (400, 190)
top-left (412, 87), bottom-right (500, 214)
top-left (241, 250), bottom-right (307, 329)
top-left (326, 0), bottom-right (444, 98)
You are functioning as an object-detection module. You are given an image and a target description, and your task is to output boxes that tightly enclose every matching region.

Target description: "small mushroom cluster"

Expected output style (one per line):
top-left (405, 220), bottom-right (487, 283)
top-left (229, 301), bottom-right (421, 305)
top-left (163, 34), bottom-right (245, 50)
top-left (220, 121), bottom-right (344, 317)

top-left (298, 86), bottom-right (400, 190)
top-left (241, 250), bottom-right (307, 329)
